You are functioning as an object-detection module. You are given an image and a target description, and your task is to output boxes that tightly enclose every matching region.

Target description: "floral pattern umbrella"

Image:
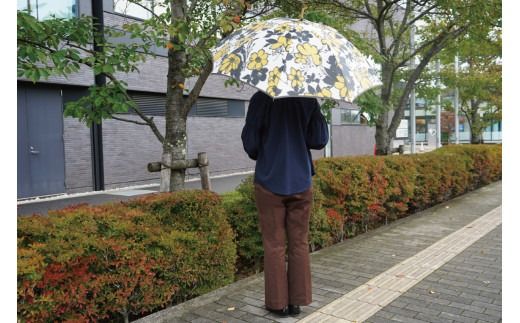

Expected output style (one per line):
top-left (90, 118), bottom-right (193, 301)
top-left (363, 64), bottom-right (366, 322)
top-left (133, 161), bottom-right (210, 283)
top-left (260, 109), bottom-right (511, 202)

top-left (212, 17), bottom-right (381, 103)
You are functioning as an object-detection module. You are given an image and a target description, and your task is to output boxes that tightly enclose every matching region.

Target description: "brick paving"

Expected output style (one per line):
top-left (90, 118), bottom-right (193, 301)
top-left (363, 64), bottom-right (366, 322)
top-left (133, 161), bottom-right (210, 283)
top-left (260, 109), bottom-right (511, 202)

top-left (365, 225), bottom-right (501, 323)
top-left (135, 181), bottom-right (501, 323)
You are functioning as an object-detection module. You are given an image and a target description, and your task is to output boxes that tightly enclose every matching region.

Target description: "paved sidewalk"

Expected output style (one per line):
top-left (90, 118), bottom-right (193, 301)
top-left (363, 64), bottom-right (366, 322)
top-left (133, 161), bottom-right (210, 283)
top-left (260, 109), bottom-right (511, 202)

top-left (136, 181), bottom-right (501, 323)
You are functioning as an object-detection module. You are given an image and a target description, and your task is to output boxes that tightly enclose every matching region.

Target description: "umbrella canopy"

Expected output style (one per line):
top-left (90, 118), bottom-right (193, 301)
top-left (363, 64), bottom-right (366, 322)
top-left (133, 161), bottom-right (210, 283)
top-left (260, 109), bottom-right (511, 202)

top-left (211, 17), bottom-right (381, 103)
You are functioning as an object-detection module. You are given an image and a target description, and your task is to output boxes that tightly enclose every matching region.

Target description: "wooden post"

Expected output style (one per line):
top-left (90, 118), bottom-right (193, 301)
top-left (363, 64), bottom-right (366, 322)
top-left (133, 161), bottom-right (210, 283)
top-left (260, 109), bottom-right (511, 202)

top-left (147, 152), bottom-right (211, 191)
top-left (198, 152), bottom-right (211, 191)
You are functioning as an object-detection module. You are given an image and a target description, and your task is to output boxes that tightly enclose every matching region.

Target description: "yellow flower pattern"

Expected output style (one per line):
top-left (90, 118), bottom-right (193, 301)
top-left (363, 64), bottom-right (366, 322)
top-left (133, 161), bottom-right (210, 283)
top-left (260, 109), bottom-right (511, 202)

top-left (213, 44), bottom-right (229, 62)
top-left (334, 76), bottom-right (349, 97)
top-left (270, 36), bottom-right (292, 51)
top-left (247, 49), bottom-right (268, 70)
top-left (268, 67), bottom-right (281, 86)
top-left (218, 54), bottom-right (241, 74)
top-left (267, 67), bottom-right (282, 96)
top-left (296, 43), bottom-right (321, 65)
top-left (317, 87), bottom-right (332, 98)
top-left (274, 23), bottom-right (293, 33)
top-left (247, 21), bottom-right (268, 32)
top-left (211, 17), bottom-right (381, 102)
top-left (288, 67), bottom-right (304, 89)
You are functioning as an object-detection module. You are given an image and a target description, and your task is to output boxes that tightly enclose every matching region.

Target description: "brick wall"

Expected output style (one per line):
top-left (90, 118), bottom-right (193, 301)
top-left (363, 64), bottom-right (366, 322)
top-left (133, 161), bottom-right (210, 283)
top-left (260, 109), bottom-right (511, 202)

top-left (99, 115), bottom-right (256, 190)
top-left (186, 116), bottom-right (255, 177)
top-left (63, 117), bottom-right (93, 193)
top-left (63, 115), bottom-right (374, 193)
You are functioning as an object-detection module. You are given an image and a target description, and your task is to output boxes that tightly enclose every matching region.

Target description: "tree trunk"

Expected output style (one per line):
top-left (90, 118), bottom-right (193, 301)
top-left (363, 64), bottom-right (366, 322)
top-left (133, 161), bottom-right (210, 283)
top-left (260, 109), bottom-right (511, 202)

top-left (161, 1), bottom-right (188, 192)
top-left (469, 100), bottom-right (483, 144)
top-left (375, 119), bottom-right (391, 155)
top-left (375, 63), bottom-right (393, 155)
top-left (160, 113), bottom-right (187, 192)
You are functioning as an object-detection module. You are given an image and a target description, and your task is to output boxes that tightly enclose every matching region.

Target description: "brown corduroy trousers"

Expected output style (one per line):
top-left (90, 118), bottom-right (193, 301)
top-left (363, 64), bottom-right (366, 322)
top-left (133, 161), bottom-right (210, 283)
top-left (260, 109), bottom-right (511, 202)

top-left (254, 183), bottom-right (313, 309)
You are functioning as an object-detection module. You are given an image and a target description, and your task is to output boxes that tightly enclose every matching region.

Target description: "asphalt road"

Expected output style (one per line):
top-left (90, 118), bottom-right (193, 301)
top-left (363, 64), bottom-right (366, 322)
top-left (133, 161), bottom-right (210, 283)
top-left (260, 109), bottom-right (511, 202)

top-left (17, 173), bottom-right (252, 217)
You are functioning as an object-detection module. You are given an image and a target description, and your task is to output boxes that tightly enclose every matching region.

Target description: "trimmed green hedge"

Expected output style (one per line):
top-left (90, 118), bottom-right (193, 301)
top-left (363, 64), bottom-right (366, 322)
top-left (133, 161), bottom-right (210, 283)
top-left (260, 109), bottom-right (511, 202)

top-left (222, 144), bottom-right (501, 272)
top-left (18, 190), bottom-right (236, 322)
top-left (18, 145), bottom-right (500, 321)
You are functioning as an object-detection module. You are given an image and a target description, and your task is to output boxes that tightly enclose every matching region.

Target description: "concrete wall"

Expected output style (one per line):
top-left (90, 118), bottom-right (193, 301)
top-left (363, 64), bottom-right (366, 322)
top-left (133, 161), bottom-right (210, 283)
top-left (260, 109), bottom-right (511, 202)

top-left (331, 124), bottom-right (376, 157)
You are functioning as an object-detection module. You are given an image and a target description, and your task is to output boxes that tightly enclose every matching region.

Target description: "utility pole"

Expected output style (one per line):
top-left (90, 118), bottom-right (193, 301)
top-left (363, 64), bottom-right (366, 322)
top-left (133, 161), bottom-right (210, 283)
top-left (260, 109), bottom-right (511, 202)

top-left (454, 55), bottom-right (460, 144)
top-left (409, 19), bottom-right (416, 154)
top-left (436, 59), bottom-right (442, 148)
top-left (91, 0), bottom-right (105, 191)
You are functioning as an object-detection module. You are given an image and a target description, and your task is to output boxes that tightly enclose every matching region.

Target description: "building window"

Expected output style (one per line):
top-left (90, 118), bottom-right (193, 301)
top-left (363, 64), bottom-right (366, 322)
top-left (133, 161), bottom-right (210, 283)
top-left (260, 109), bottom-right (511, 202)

top-left (17, 0), bottom-right (77, 20)
top-left (127, 91), bottom-right (244, 118)
top-left (340, 109), bottom-right (361, 124)
top-left (114, 0), bottom-right (167, 20)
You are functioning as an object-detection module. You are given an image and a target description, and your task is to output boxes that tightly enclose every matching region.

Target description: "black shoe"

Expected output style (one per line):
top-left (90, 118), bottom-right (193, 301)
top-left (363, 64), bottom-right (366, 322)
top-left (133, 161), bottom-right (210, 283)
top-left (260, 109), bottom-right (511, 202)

top-left (266, 306), bottom-right (289, 317)
top-left (289, 304), bottom-right (301, 315)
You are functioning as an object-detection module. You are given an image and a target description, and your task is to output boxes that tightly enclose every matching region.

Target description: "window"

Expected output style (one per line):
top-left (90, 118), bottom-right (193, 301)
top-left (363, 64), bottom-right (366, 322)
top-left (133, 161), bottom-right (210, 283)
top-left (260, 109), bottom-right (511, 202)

top-left (114, 0), bottom-right (167, 20)
top-left (17, 0), bottom-right (77, 20)
top-left (127, 91), bottom-right (244, 118)
top-left (340, 109), bottom-right (361, 124)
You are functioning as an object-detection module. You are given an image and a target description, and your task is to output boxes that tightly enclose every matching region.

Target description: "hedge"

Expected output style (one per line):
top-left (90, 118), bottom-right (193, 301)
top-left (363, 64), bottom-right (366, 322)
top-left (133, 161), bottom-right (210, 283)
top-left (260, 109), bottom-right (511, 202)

top-left (18, 190), bottom-right (236, 323)
top-left (18, 145), bottom-right (500, 321)
top-left (222, 144), bottom-right (501, 273)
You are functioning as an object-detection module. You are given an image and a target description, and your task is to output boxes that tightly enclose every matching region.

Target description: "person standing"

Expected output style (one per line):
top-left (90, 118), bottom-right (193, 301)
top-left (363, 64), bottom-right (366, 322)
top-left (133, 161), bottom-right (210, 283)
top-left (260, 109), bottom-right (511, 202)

top-left (241, 91), bottom-right (329, 317)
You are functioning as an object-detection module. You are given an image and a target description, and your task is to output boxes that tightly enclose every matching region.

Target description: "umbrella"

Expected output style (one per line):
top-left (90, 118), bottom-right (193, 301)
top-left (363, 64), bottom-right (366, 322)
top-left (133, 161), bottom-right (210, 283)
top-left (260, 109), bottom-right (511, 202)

top-left (211, 17), bottom-right (381, 103)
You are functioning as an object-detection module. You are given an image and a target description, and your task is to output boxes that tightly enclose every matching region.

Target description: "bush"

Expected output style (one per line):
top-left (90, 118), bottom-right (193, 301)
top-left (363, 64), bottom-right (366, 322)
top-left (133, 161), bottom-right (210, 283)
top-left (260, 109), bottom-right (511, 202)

top-left (222, 176), bottom-right (264, 276)
top-left (18, 190), bottom-right (236, 322)
top-left (314, 144), bottom-right (502, 233)
top-left (18, 145), bottom-right (501, 321)
top-left (224, 145), bottom-right (501, 274)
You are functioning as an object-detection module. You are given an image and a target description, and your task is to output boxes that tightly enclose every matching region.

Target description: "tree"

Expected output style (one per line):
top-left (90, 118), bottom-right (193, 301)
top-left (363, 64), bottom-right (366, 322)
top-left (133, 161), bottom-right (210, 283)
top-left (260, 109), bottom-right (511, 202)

top-left (18, 0), bottom-right (274, 191)
top-left (279, 0), bottom-right (501, 154)
top-left (438, 29), bottom-right (502, 144)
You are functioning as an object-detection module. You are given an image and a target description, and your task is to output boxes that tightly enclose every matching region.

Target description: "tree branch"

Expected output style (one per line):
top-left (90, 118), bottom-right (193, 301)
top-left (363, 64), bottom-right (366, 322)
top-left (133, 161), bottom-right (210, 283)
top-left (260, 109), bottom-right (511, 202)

top-left (183, 59), bottom-right (213, 114)
top-left (393, 24), bottom-right (461, 70)
top-left (63, 40), bottom-right (96, 55)
top-left (127, 0), bottom-right (167, 24)
top-left (388, 0), bottom-right (411, 58)
top-left (387, 25), bottom-right (468, 137)
top-left (103, 72), bottom-right (165, 143)
top-left (374, 0), bottom-right (388, 56)
top-left (327, 0), bottom-right (376, 21)
top-left (388, 2), bottom-right (439, 57)
top-left (111, 115), bottom-right (149, 125)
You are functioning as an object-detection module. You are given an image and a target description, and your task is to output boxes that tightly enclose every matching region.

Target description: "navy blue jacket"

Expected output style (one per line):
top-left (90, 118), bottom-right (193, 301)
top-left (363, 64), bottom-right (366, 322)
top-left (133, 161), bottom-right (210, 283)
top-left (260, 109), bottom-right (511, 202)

top-left (241, 91), bottom-right (329, 195)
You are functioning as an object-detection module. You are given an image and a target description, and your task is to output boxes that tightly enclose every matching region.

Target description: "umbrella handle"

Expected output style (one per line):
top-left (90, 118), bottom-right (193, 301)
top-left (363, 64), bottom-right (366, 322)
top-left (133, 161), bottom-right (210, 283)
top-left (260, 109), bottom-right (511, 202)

top-left (299, 2), bottom-right (308, 20)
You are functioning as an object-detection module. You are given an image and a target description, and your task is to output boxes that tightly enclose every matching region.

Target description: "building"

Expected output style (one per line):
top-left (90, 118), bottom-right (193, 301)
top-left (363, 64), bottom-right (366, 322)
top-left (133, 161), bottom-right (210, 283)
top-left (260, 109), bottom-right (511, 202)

top-left (17, 0), bottom-right (376, 199)
top-left (401, 97), bottom-right (502, 146)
